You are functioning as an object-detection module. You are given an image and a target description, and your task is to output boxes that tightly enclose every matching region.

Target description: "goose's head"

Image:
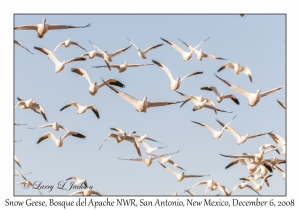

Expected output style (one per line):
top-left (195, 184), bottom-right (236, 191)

top-left (220, 93), bottom-right (224, 98)
top-left (94, 81), bottom-right (97, 86)
top-left (42, 18), bottom-right (46, 24)
top-left (176, 77), bottom-right (180, 83)
top-left (143, 96), bottom-right (147, 102)
top-left (124, 61), bottom-right (127, 66)
top-left (257, 89), bottom-right (261, 94)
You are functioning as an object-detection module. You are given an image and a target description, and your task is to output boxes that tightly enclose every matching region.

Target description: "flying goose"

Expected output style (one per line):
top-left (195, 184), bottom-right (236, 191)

top-left (14, 169), bottom-right (32, 176)
top-left (101, 77), bottom-right (183, 112)
top-left (127, 38), bottom-right (163, 59)
top-left (66, 176), bottom-right (88, 187)
top-left (70, 68), bottom-right (125, 96)
top-left (152, 60), bottom-right (203, 91)
top-left (230, 182), bottom-right (261, 195)
top-left (140, 140), bottom-right (166, 154)
top-left (60, 102), bottom-right (100, 119)
top-left (216, 119), bottom-right (270, 145)
top-left (201, 86), bottom-right (239, 105)
top-left (215, 74), bottom-right (284, 107)
top-left (217, 62), bottom-right (252, 82)
top-left (69, 188), bottom-right (103, 196)
top-left (14, 40), bottom-right (33, 54)
top-left (277, 99), bottom-right (286, 110)
top-left (184, 189), bottom-right (196, 196)
top-left (192, 115), bottom-right (236, 139)
top-left (37, 131), bottom-right (86, 147)
top-left (53, 38), bottom-right (87, 53)
top-left (272, 165), bottom-right (286, 179)
top-left (223, 158), bottom-right (273, 174)
top-left (159, 162), bottom-right (209, 182)
top-left (189, 179), bottom-right (218, 195)
top-left (14, 18), bottom-right (90, 38)
top-left (92, 62), bottom-right (154, 73)
top-left (178, 38), bottom-right (227, 61)
top-left (15, 177), bottom-right (43, 195)
top-left (268, 133), bottom-right (286, 156)
top-left (28, 121), bottom-right (68, 131)
top-left (118, 151), bottom-right (179, 167)
top-left (34, 46), bottom-right (86, 73)
top-left (128, 132), bottom-right (162, 143)
top-left (160, 37), bottom-right (196, 61)
top-left (15, 97), bottom-right (48, 121)
top-left (150, 154), bottom-right (184, 170)
top-left (14, 155), bottom-right (21, 167)
top-left (239, 175), bottom-right (272, 192)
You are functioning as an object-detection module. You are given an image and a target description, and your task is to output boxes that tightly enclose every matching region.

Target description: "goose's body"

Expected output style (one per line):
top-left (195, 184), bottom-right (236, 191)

top-left (70, 188), bottom-right (103, 196)
top-left (53, 38), bottom-right (87, 53)
top-left (151, 154), bottom-right (185, 170)
top-left (37, 131), bottom-right (86, 147)
top-left (14, 40), bottom-right (33, 54)
top-left (71, 68), bottom-right (125, 96)
top-left (218, 62), bottom-right (252, 82)
top-left (28, 121), bottom-right (68, 131)
top-left (268, 133), bottom-right (286, 155)
top-left (60, 102), bottom-right (100, 119)
top-left (66, 176), bottom-right (88, 187)
top-left (215, 74), bottom-right (284, 107)
top-left (223, 158), bottom-right (273, 174)
top-left (92, 62), bottom-right (154, 73)
top-left (14, 18), bottom-right (90, 38)
top-left (15, 97), bottom-right (48, 121)
top-left (239, 175), bottom-right (272, 192)
top-left (34, 46), bottom-right (86, 73)
top-left (127, 38), bottom-right (163, 59)
top-left (189, 179), bottom-right (218, 195)
top-left (201, 86), bottom-right (239, 105)
top-left (140, 140), bottom-right (166, 154)
top-left (152, 60), bottom-right (203, 91)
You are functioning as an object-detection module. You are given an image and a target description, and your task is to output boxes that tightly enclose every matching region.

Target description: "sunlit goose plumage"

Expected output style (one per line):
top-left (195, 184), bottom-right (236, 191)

top-left (28, 121), bottom-right (68, 131)
top-left (216, 119), bottom-right (270, 145)
top-left (217, 62), bottom-right (252, 82)
top-left (15, 97), bottom-right (48, 121)
top-left (60, 102), bottom-right (100, 119)
top-left (129, 132), bottom-right (162, 143)
top-left (14, 155), bottom-right (21, 167)
top-left (151, 153), bottom-right (185, 170)
top-left (69, 188), bottom-right (103, 196)
top-left (92, 62), bottom-right (154, 73)
top-left (184, 189), bottom-right (196, 196)
top-left (239, 175), bottom-right (272, 192)
top-left (201, 86), bottom-right (239, 105)
top-left (192, 116), bottom-right (236, 139)
top-left (230, 182), bottom-right (260, 195)
top-left (34, 46), bottom-right (86, 73)
top-left (66, 176), bottom-right (88, 187)
top-left (268, 133), bottom-right (286, 156)
top-left (152, 59), bottom-right (203, 91)
top-left (14, 18), bottom-right (90, 38)
top-left (119, 151), bottom-right (179, 167)
top-left (159, 162), bottom-right (209, 182)
top-left (127, 38), bottom-right (163, 59)
top-left (71, 68), bottom-right (125, 96)
top-left (15, 170), bottom-right (42, 195)
top-left (14, 40), bottom-right (33, 54)
top-left (272, 165), bottom-right (286, 179)
top-left (189, 179), bottom-right (218, 195)
top-left (223, 158), bottom-right (273, 174)
top-left (140, 140), bottom-right (166, 154)
top-left (101, 78), bottom-right (183, 113)
top-left (14, 169), bottom-right (32, 176)
top-left (215, 74), bottom-right (284, 107)
top-left (37, 131), bottom-right (86, 147)
top-left (53, 38), bottom-right (88, 53)
top-left (277, 99), bottom-right (286, 110)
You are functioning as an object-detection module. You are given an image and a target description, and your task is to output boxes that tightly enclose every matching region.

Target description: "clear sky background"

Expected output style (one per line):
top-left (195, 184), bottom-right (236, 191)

top-left (14, 14), bottom-right (285, 196)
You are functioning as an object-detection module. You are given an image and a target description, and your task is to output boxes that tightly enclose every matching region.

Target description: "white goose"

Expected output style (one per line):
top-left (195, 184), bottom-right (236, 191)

top-left (14, 40), bottom-right (33, 54)
top-left (277, 99), bottom-right (286, 110)
top-left (53, 38), bottom-right (87, 53)
top-left (178, 38), bottom-right (227, 61)
top-left (223, 158), bottom-right (273, 174)
top-left (60, 102), bottom-right (100, 119)
top-left (34, 47), bottom-right (86, 73)
top-left (14, 169), bottom-right (32, 176)
top-left (160, 37), bottom-right (196, 61)
top-left (184, 189), bottom-right (196, 196)
top-left (249, 165), bottom-right (269, 181)
top-left (151, 154), bottom-right (185, 170)
top-left (272, 165), bottom-right (286, 179)
top-left (239, 175), bottom-right (272, 192)
top-left (118, 151), bottom-right (179, 167)
top-left (192, 116), bottom-right (236, 139)
top-left (69, 188), bottom-right (103, 196)
top-left (268, 133), bottom-right (286, 156)
top-left (14, 155), bottom-right (21, 167)
top-left (66, 176), bottom-right (88, 187)
top-left (159, 162), bottom-right (209, 182)
top-left (15, 97), bottom-right (48, 121)
top-left (140, 140), bottom-right (166, 154)
top-left (152, 59), bottom-right (203, 91)
top-left (92, 62), bottom-right (154, 73)
top-left (127, 38), bottom-right (163, 59)
top-left (230, 182), bottom-right (260, 195)
top-left (14, 18), bottom-right (90, 38)
top-left (216, 119), bottom-right (270, 145)
top-left (217, 62), bottom-right (252, 82)
top-left (37, 131), bottom-right (86, 147)
top-left (201, 86), bottom-right (239, 105)
top-left (81, 50), bottom-right (102, 59)
top-left (70, 68), bottom-right (125, 96)
top-left (215, 74), bottom-right (284, 107)
top-left (101, 78), bottom-right (183, 112)
top-left (28, 121), bottom-right (68, 131)
top-left (15, 179), bottom-right (42, 195)
top-left (189, 179), bottom-right (218, 195)
top-left (128, 132), bottom-right (162, 143)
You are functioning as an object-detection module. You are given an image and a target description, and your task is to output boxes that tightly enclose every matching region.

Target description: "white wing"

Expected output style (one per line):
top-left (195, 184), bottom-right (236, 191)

top-left (70, 68), bottom-right (93, 85)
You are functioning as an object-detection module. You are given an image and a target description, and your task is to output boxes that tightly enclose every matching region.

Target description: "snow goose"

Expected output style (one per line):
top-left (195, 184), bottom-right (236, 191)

top-left (14, 169), bottom-right (32, 176)
top-left (69, 188), bottom-right (103, 196)
top-left (118, 151), bottom-right (179, 167)
top-left (152, 59), bottom-right (203, 91)
top-left (273, 165), bottom-right (286, 179)
top-left (15, 170), bottom-right (42, 195)
top-left (101, 77), bottom-right (183, 112)
top-left (223, 158), bottom-right (273, 174)
top-left (14, 155), bottom-right (21, 167)
top-left (70, 68), bottom-right (125, 96)
top-left (15, 97), bottom-right (48, 121)
top-left (37, 131), bottom-right (85, 147)
top-left (53, 38), bottom-right (87, 53)
top-left (184, 189), bottom-right (196, 196)
top-left (160, 37), bottom-right (195, 61)
top-left (201, 86), bottom-right (239, 105)
top-left (66, 176), bottom-right (88, 187)
top-left (140, 140), bottom-right (166, 154)
top-left (60, 102), bottom-right (100, 119)
top-left (34, 46), bottom-right (86, 73)
top-left (248, 165), bottom-right (269, 181)
top-left (92, 62), bottom-right (154, 73)
top-left (177, 91), bottom-right (232, 114)
top-left (178, 38), bottom-right (227, 61)
top-left (159, 162), bottom-right (209, 182)
top-left (277, 99), bottom-right (286, 110)
top-left (230, 182), bottom-right (260, 195)
top-left (127, 38), bottom-right (163, 59)
top-left (14, 18), bottom-right (90, 38)
top-left (189, 179), bottom-right (218, 195)
top-left (150, 153), bottom-right (184, 170)
top-left (268, 133), bottom-right (286, 156)
top-left (192, 115), bottom-right (236, 139)
top-left (239, 175), bottom-right (272, 192)
top-left (14, 40), bottom-right (33, 54)
top-left (173, 192), bottom-right (178, 196)
top-left (214, 74), bottom-right (284, 106)
top-left (216, 119), bottom-right (270, 145)
top-left (28, 121), bottom-right (68, 131)
top-left (128, 132), bottom-right (162, 143)
top-left (217, 62), bottom-right (252, 82)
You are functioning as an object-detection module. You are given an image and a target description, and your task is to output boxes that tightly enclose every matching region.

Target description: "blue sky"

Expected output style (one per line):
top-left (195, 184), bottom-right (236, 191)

top-left (14, 14), bottom-right (285, 196)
